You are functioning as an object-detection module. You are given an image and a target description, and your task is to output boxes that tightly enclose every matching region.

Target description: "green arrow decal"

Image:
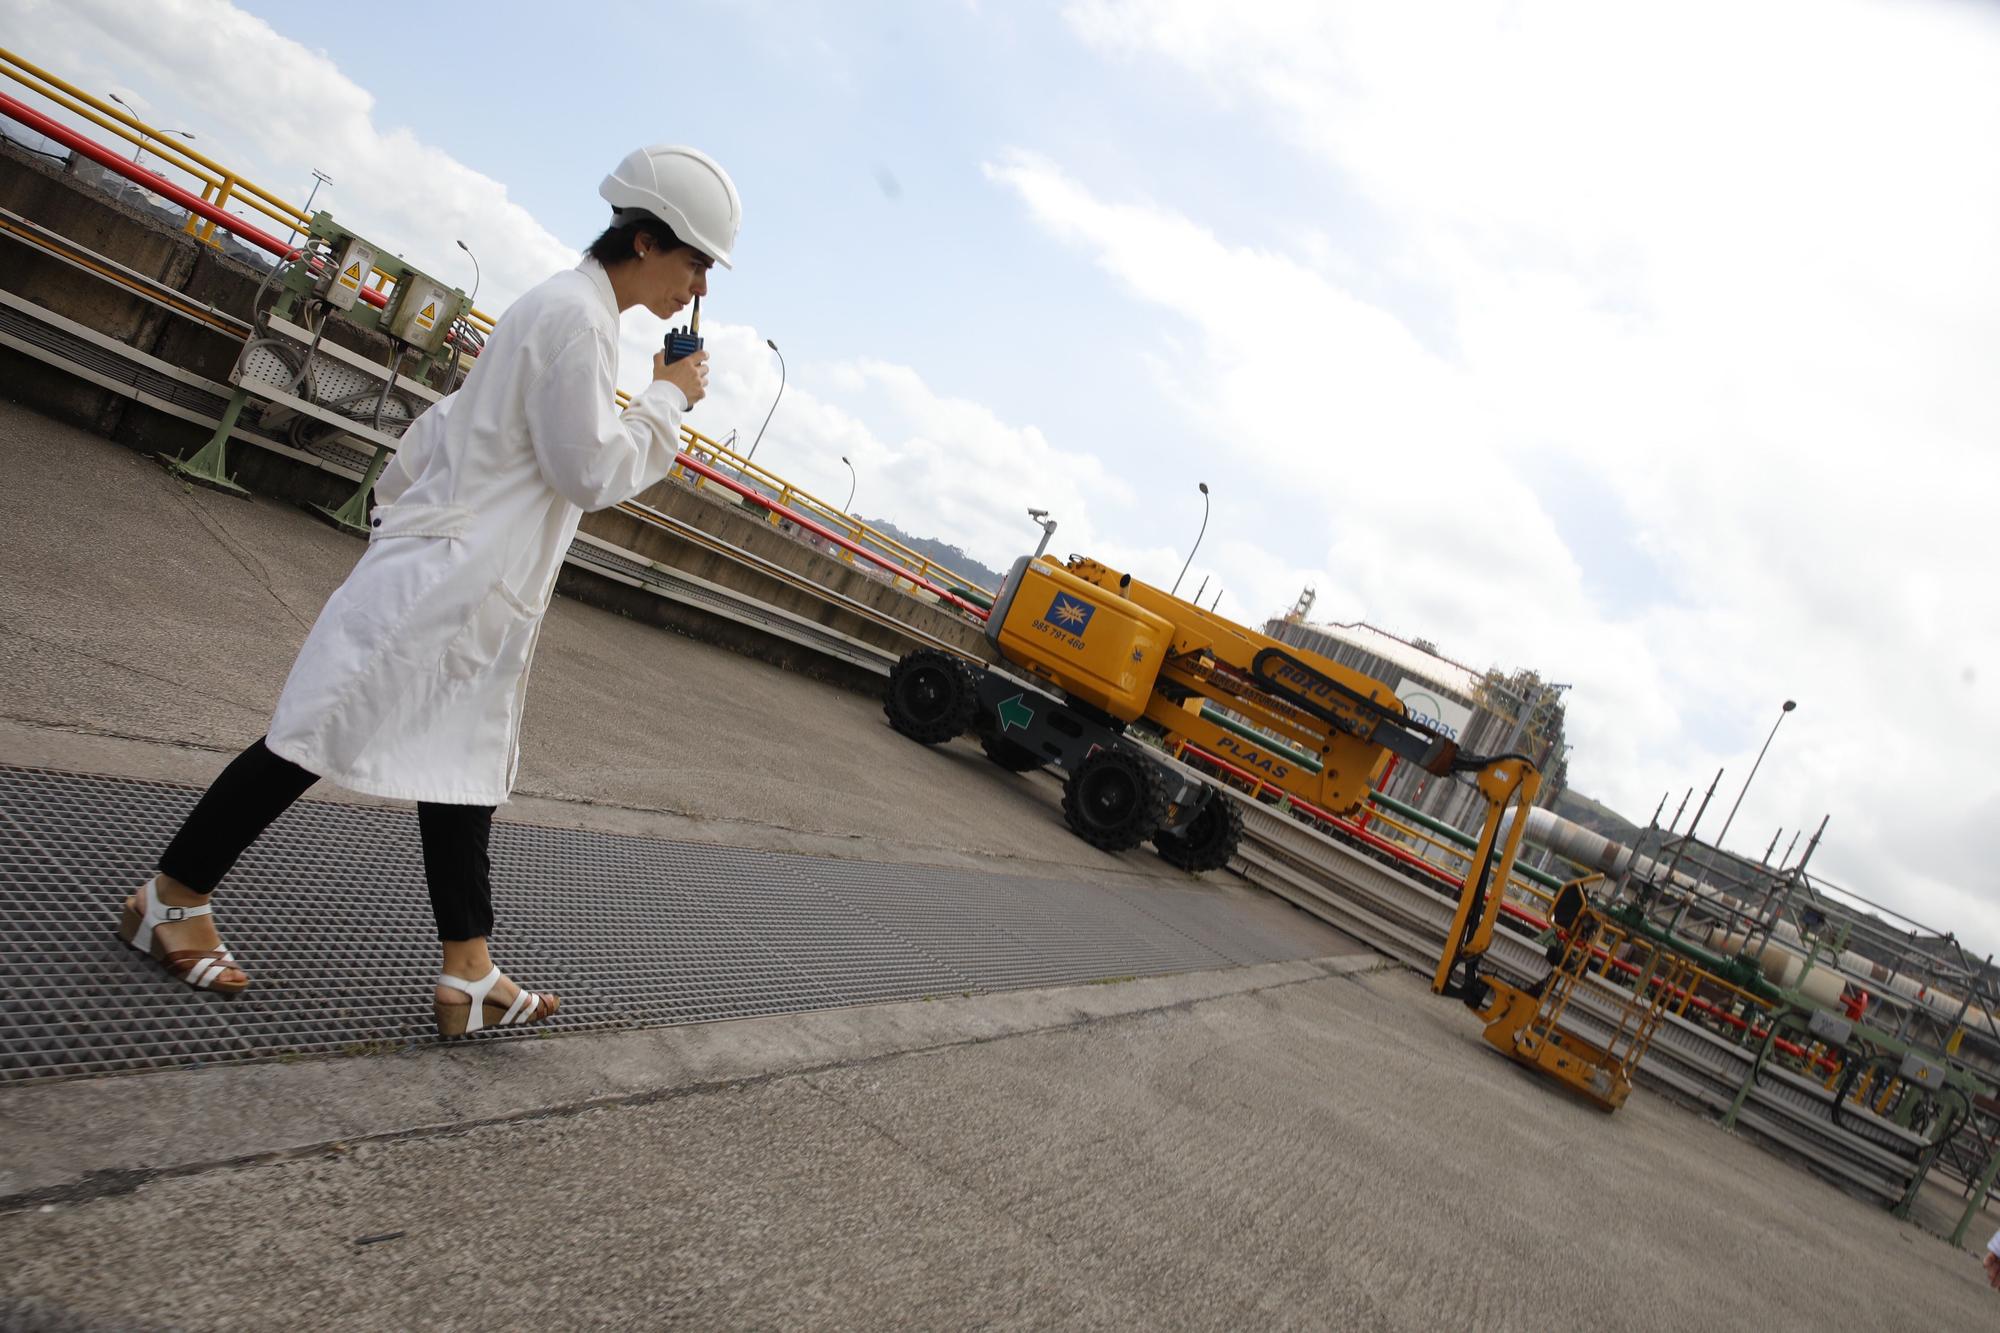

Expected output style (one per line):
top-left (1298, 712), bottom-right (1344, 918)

top-left (998, 694), bottom-right (1034, 732)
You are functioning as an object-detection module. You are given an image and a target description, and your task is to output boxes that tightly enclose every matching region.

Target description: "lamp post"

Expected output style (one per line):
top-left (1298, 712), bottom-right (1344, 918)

top-left (107, 94), bottom-right (193, 165)
top-left (303, 168), bottom-right (333, 217)
top-left (840, 455), bottom-right (856, 512)
top-left (283, 169), bottom-right (334, 247)
top-left (1170, 482), bottom-right (1210, 597)
top-left (455, 238), bottom-right (481, 302)
top-left (1716, 699), bottom-right (1797, 851)
top-left (1028, 508), bottom-right (1057, 558)
top-left (747, 338), bottom-right (785, 463)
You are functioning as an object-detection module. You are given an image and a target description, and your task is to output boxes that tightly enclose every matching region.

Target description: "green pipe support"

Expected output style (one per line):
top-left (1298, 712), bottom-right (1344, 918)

top-left (1604, 903), bottom-right (1779, 1001)
top-left (166, 388), bottom-right (252, 496)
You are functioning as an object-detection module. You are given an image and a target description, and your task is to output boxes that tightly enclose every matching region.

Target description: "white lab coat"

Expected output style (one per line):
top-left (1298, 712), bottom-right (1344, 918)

top-left (265, 259), bottom-right (686, 805)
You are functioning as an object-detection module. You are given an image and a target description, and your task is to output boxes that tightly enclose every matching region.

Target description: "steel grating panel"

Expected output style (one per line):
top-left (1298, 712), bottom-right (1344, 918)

top-left (0, 766), bottom-right (1330, 1083)
top-left (0, 303), bottom-right (234, 418)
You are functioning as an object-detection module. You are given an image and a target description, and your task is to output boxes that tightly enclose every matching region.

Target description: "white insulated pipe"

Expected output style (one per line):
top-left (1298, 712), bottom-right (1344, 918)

top-left (1508, 807), bottom-right (1990, 1032)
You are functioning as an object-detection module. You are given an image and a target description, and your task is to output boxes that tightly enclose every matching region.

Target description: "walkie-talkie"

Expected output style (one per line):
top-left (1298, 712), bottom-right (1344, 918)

top-left (664, 295), bottom-right (702, 364)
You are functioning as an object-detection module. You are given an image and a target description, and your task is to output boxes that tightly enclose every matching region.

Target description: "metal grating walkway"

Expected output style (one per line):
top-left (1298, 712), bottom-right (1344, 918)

top-left (0, 766), bottom-right (1335, 1084)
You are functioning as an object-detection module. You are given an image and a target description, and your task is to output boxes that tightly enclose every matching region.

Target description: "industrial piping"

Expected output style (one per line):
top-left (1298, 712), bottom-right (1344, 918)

top-left (1507, 805), bottom-right (1998, 1032)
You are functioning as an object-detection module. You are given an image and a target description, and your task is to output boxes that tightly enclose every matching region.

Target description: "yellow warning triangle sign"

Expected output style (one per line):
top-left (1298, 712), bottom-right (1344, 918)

top-left (419, 302), bottom-right (437, 322)
top-left (341, 262), bottom-right (362, 284)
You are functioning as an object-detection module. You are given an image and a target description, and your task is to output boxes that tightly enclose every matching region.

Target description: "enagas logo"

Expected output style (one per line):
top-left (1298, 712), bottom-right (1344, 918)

top-left (1400, 688), bottom-right (1461, 741)
top-left (1032, 592), bottom-right (1095, 649)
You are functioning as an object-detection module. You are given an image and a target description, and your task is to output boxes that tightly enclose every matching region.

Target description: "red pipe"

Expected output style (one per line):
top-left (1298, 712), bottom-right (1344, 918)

top-left (1175, 743), bottom-right (1540, 915)
top-left (664, 451), bottom-right (990, 619)
top-left (1359, 755), bottom-right (1398, 831)
top-left (0, 90), bottom-right (389, 310)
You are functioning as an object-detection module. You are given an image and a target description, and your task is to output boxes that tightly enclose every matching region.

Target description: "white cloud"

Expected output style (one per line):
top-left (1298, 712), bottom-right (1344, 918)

top-left (11, 0), bottom-right (571, 309)
top-left (10, 0), bottom-right (1140, 590)
top-left (687, 323), bottom-right (1148, 581)
top-left (1035, 0), bottom-right (2000, 945)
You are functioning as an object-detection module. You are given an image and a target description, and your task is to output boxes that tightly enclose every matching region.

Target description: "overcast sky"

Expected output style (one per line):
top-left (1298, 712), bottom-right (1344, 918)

top-left (9, 0), bottom-right (1999, 952)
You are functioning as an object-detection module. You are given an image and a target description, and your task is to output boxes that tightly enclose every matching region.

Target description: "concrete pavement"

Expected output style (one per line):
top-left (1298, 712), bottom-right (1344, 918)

top-left (5, 962), bottom-right (1997, 1330)
top-left (5, 400), bottom-right (1998, 1328)
top-left (0, 396), bottom-right (1179, 881)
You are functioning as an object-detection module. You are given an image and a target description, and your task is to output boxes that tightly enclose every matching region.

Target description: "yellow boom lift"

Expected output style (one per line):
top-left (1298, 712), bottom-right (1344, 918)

top-left (887, 555), bottom-right (1645, 1106)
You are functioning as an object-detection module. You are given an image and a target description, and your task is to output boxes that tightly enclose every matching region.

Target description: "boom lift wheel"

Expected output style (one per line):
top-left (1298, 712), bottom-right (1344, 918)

top-left (979, 732), bottom-right (1048, 773)
top-left (1151, 794), bottom-right (1244, 873)
top-left (1061, 748), bottom-right (1168, 852)
top-left (884, 649), bottom-right (976, 744)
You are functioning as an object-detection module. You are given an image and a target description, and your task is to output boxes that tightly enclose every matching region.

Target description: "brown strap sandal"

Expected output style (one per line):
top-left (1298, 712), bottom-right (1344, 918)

top-left (117, 877), bottom-right (250, 994)
top-left (434, 966), bottom-right (561, 1038)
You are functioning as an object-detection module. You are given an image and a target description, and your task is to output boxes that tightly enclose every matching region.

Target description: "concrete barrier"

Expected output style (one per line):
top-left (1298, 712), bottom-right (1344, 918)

top-left (0, 141), bottom-right (995, 686)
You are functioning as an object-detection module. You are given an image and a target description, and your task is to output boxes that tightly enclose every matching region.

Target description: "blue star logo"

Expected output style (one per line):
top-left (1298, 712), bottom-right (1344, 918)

top-left (1044, 593), bottom-right (1095, 635)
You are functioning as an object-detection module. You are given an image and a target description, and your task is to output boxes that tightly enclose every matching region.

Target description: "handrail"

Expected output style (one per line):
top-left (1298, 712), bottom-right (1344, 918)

top-left (1189, 739), bottom-right (1818, 1062)
top-left (1, 51), bottom-right (993, 609)
top-left (678, 427), bottom-right (998, 601)
top-left (0, 46), bottom-right (497, 334)
top-left (0, 89), bottom-right (301, 261)
top-left (663, 448), bottom-right (991, 620)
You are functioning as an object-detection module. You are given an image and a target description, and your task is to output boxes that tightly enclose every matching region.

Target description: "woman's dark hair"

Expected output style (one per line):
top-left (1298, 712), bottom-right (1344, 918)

top-left (586, 215), bottom-right (686, 267)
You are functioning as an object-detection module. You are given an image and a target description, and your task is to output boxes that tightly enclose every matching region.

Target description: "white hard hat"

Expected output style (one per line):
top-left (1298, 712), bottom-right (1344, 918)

top-left (599, 145), bottom-right (741, 269)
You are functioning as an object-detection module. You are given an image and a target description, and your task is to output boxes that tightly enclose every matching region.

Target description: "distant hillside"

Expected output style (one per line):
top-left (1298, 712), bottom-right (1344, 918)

top-left (859, 518), bottom-right (1008, 592)
top-left (1553, 789), bottom-right (1647, 846)
top-left (1553, 789), bottom-right (1758, 879)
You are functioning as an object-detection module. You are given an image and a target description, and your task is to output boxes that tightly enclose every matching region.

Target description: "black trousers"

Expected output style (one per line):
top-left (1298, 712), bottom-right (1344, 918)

top-left (157, 738), bottom-right (498, 942)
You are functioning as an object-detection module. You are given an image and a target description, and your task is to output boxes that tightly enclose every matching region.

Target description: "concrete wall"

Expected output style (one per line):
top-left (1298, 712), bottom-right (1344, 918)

top-left (0, 142), bottom-right (993, 687)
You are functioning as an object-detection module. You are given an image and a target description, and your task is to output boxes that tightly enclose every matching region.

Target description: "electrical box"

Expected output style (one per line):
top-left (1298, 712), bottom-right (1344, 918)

top-left (1807, 1010), bottom-right (1852, 1046)
top-left (324, 237), bottom-right (376, 312)
top-left (387, 273), bottom-right (454, 353)
top-left (1899, 1051), bottom-right (1948, 1091)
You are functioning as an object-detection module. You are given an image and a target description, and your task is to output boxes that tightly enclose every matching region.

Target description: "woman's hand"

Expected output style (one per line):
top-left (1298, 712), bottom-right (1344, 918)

top-left (654, 348), bottom-right (709, 407)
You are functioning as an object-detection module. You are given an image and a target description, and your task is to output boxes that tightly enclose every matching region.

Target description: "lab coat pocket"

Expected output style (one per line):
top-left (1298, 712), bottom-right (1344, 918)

top-left (441, 581), bottom-right (540, 682)
top-left (369, 502), bottom-right (473, 542)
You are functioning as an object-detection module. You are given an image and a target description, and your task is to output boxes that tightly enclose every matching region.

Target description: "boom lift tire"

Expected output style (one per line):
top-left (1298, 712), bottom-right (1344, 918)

top-left (1061, 747), bottom-right (1169, 852)
top-left (884, 649), bottom-right (976, 745)
top-left (979, 732), bottom-right (1048, 773)
top-left (1152, 793), bottom-right (1244, 873)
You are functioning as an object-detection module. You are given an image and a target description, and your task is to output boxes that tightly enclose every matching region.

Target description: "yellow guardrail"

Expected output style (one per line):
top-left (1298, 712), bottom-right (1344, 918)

top-left (675, 427), bottom-right (997, 601)
top-left (3, 44), bottom-right (998, 602)
top-left (0, 46), bottom-right (497, 335)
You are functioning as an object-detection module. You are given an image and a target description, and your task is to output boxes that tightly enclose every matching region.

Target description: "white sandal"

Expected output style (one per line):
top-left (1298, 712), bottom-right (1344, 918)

top-left (117, 876), bottom-right (249, 994)
top-left (435, 966), bottom-right (561, 1038)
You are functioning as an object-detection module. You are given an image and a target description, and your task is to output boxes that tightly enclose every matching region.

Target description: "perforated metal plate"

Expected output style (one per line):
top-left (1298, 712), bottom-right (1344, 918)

top-left (0, 766), bottom-right (1336, 1083)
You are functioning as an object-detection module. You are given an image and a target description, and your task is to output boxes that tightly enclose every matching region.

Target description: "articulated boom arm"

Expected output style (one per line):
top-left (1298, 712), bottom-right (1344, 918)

top-left (1430, 758), bottom-right (1542, 1000)
top-left (1062, 557), bottom-right (1468, 817)
top-left (1058, 557), bottom-right (1544, 980)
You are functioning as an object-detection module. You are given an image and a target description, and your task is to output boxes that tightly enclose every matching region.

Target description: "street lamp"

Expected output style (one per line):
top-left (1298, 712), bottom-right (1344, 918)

top-left (1716, 699), bottom-right (1797, 850)
top-left (1028, 508), bottom-right (1057, 558)
top-left (1170, 482), bottom-right (1209, 597)
top-left (303, 168), bottom-right (333, 216)
top-left (107, 94), bottom-right (193, 164)
top-left (840, 455), bottom-right (856, 512)
top-left (456, 238), bottom-right (481, 302)
top-left (747, 338), bottom-right (785, 463)
top-left (284, 169), bottom-right (334, 247)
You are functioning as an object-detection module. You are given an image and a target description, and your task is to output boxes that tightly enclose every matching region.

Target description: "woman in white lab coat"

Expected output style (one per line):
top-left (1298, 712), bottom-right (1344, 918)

top-left (118, 145), bottom-right (741, 1037)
